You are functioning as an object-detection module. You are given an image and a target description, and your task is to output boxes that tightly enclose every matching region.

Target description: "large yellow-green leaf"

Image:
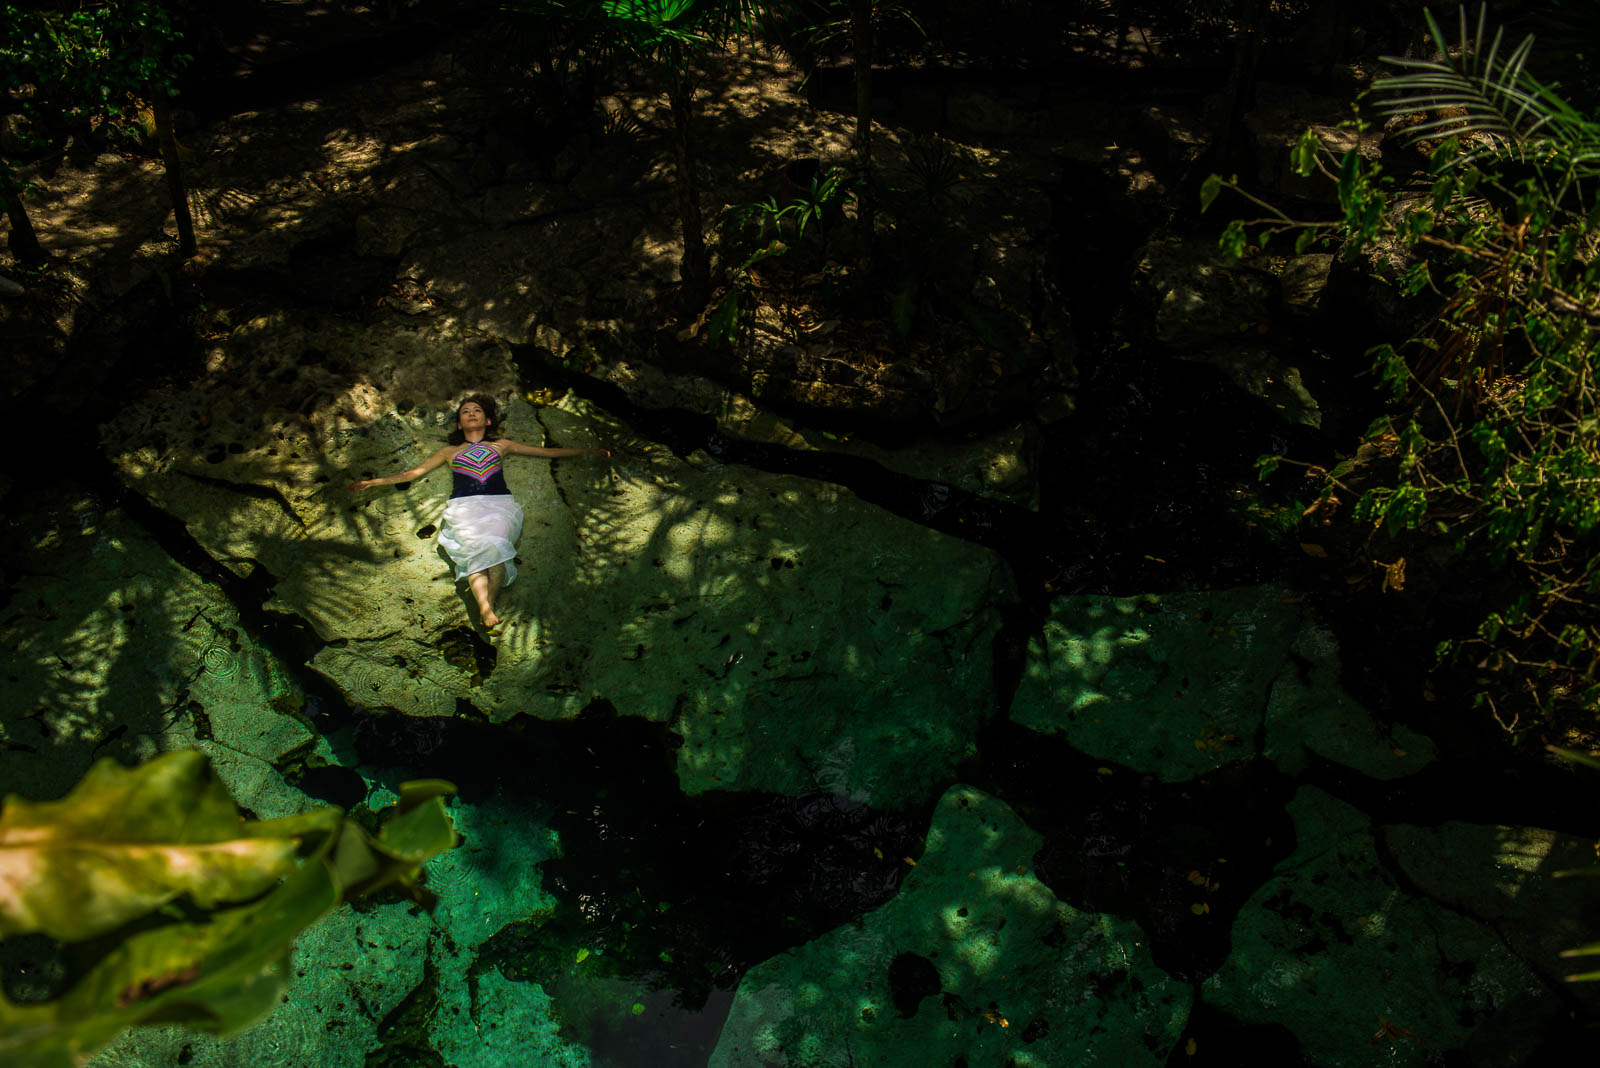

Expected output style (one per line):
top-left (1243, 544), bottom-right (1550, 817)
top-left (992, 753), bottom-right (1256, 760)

top-left (0, 752), bottom-right (325, 941)
top-left (0, 751), bottom-right (459, 1067)
top-left (0, 851), bottom-right (340, 1068)
top-left (337, 779), bottom-right (458, 899)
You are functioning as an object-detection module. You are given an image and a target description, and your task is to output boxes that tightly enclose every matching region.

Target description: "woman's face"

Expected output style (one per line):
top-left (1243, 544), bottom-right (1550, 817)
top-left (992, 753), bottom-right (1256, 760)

top-left (458, 402), bottom-right (491, 430)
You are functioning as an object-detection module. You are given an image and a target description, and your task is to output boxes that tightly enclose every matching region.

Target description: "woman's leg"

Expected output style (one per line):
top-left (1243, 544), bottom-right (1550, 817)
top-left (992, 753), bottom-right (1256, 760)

top-left (486, 562), bottom-right (504, 608)
top-left (467, 565), bottom-right (502, 627)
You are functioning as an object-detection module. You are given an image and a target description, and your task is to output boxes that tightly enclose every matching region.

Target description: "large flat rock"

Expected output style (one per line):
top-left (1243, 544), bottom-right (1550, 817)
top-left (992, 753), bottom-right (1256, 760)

top-left (0, 501), bottom-right (312, 818)
top-left (709, 784), bottom-right (1191, 1067)
top-left (1382, 820), bottom-right (1600, 1004)
top-left (107, 343), bottom-right (1012, 807)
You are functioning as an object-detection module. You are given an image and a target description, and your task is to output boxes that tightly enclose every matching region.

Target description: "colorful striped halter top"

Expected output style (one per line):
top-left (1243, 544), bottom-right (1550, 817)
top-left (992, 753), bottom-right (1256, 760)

top-left (449, 440), bottom-right (511, 498)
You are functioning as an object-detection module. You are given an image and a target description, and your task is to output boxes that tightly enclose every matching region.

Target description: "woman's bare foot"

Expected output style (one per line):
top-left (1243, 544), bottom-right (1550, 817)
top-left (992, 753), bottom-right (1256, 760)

top-left (481, 610), bottom-right (503, 629)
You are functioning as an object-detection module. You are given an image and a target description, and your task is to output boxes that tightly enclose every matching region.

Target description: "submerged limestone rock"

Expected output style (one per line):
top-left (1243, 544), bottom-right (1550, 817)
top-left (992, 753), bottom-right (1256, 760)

top-left (1204, 787), bottom-right (1548, 1067)
top-left (709, 784), bottom-right (1191, 1068)
top-left (90, 789), bottom-right (578, 1068)
top-left (1011, 586), bottom-right (1435, 781)
top-left (107, 346), bottom-right (1012, 808)
top-left (0, 502), bottom-right (311, 817)
top-left (1382, 821), bottom-right (1600, 1004)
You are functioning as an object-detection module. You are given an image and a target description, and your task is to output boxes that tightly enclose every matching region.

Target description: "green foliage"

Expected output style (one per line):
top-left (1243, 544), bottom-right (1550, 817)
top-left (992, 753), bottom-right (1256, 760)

top-left (725, 166), bottom-right (856, 250)
top-left (704, 289), bottom-right (745, 347)
top-left (539, 0), bottom-right (791, 74)
top-left (1370, 4), bottom-right (1600, 205)
top-left (898, 133), bottom-right (968, 206)
top-left (1342, 74), bottom-right (1600, 964)
top-left (1218, 218), bottom-right (1246, 260)
top-left (1290, 127), bottom-right (1320, 179)
top-left (0, 0), bottom-right (190, 146)
top-left (0, 751), bottom-right (458, 1066)
top-left (712, 167), bottom-right (855, 345)
top-left (1239, 5), bottom-right (1600, 732)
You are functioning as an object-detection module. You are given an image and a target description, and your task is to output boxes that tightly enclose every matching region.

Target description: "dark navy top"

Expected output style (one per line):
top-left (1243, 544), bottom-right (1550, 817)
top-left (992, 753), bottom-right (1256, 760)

top-left (449, 441), bottom-right (511, 499)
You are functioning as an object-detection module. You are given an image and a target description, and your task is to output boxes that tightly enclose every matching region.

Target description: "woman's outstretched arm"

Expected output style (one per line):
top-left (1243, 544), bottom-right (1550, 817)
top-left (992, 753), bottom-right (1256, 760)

top-left (348, 445), bottom-right (456, 492)
top-left (499, 441), bottom-right (610, 460)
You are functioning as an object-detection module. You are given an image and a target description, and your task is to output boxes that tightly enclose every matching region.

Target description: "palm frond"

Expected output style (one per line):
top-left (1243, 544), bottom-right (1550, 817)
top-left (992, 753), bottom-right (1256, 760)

top-left (1372, 4), bottom-right (1600, 199)
top-left (1374, 7), bottom-right (1546, 149)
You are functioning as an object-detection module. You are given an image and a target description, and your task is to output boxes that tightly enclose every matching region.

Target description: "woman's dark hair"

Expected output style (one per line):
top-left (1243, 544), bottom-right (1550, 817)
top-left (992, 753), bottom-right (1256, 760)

top-left (447, 393), bottom-right (503, 444)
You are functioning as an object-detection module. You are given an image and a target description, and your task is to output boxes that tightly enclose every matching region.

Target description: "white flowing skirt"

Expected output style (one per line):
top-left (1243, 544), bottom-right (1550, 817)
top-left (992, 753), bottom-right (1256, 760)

top-left (438, 496), bottom-right (524, 586)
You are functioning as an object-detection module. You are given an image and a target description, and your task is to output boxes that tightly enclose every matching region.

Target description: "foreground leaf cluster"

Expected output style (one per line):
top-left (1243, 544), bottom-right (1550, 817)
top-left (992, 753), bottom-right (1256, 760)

top-left (0, 750), bottom-right (458, 1067)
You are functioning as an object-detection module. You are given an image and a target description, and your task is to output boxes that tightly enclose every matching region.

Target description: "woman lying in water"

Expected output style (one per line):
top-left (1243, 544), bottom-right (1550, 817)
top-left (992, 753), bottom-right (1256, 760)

top-left (347, 393), bottom-right (609, 630)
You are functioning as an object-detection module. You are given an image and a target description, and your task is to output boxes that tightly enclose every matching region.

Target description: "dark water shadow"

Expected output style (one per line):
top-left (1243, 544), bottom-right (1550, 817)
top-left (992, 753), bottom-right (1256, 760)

top-left (349, 699), bottom-right (928, 1065)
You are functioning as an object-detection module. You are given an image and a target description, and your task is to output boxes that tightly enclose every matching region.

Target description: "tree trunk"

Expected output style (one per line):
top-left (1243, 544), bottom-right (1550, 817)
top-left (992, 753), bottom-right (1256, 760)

top-left (667, 74), bottom-right (709, 317)
top-left (852, 0), bottom-right (874, 272)
top-left (0, 161), bottom-right (46, 265)
top-left (1212, 0), bottom-right (1265, 173)
top-left (153, 93), bottom-right (197, 257)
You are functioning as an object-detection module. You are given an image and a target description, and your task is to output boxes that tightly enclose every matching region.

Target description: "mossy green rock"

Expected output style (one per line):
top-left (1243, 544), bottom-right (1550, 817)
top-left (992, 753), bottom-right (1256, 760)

top-left (0, 504), bottom-right (311, 817)
top-left (709, 785), bottom-right (1190, 1067)
top-left (1260, 623), bottom-right (1435, 779)
top-left (1012, 586), bottom-right (1434, 781)
top-left (1204, 787), bottom-right (1546, 1067)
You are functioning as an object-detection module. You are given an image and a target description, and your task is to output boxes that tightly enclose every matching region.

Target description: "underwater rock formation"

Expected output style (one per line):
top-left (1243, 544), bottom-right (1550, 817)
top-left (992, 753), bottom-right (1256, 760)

top-left (1011, 585), bottom-right (1436, 781)
top-left (1204, 787), bottom-right (1548, 1067)
top-left (709, 784), bottom-right (1191, 1067)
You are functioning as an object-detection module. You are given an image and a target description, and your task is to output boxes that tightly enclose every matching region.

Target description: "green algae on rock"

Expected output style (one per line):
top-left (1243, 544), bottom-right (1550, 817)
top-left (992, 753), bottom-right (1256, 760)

top-left (1012, 586), bottom-right (1435, 782)
top-left (1203, 787), bottom-right (1548, 1067)
top-left (708, 784), bottom-right (1190, 1067)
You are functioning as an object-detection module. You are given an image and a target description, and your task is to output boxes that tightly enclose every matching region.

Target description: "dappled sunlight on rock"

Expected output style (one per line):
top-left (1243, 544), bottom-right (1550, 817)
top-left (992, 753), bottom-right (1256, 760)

top-left (0, 506), bottom-right (309, 816)
top-left (107, 342), bottom-right (1010, 806)
top-left (1014, 585), bottom-right (1437, 782)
